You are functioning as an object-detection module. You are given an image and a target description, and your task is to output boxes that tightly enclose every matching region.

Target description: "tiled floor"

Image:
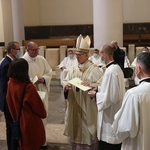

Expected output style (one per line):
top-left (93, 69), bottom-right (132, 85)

top-left (0, 78), bottom-right (71, 150)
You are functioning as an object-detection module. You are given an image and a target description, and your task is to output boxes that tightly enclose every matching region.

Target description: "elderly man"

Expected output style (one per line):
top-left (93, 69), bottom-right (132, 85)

top-left (89, 49), bottom-right (105, 67)
top-left (22, 41), bottom-right (52, 114)
top-left (131, 46), bottom-right (149, 85)
top-left (22, 41), bottom-right (52, 147)
top-left (88, 44), bottom-right (125, 150)
top-left (0, 41), bottom-right (21, 150)
top-left (59, 49), bottom-right (78, 85)
top-left (112, 52), bottom-right (150, 150)
top-left (63, 35), bottom-right (103, 149)
top-left (111, 40), bottom-right (125, 71)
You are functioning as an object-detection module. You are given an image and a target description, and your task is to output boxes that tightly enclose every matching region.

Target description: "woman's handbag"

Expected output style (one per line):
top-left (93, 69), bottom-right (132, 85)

top-left (123, 67), bottom-right (134, 78)
top-left (123, 56), bottom-right (134, 78)
top-left (11, 83), bottom-right (27, 149)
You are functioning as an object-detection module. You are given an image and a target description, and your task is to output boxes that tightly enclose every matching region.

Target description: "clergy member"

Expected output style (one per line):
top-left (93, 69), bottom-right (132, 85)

top-left (22, 41), bottom-right (52, 147)
top-left (88, 44), bottom-right (125, 150)
top-left (88, 48), bottom-right (105, 67)
top-left (63, 35), bottom-right (103, 149)
top-left (112, 52), bottom-right (150, 150)
top-left (131, 46), bottom-right (149, 85)
top-left (59, 49), bottom-right (78, 85)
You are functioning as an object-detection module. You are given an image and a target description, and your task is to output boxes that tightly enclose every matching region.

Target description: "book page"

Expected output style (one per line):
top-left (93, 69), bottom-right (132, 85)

top-left (32, 75), bottom-right (38, 84)
top-left (37, 91), bottom-right (46, 100)
top-left (68, 77), bottom-right (91, 91)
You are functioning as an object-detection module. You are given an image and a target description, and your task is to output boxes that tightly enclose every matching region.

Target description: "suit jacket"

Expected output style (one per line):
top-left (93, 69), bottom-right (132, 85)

top-left (113, 47), bottom-right (125, 71)
top-left (0, 56), bottom-right (12, 111)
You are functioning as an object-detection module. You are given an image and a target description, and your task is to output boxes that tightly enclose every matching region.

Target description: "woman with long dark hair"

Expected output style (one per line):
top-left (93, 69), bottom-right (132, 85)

top-left (7, 58), bottom-right (46, 150)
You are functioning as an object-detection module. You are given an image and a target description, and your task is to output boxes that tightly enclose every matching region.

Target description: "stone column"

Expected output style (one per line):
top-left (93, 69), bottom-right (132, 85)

top-left (0, 1), bottom-right (4, 43)
top-left (93, 0), bottom-right (123, 48)
top-left (11, 0), bottom-right (25, 45)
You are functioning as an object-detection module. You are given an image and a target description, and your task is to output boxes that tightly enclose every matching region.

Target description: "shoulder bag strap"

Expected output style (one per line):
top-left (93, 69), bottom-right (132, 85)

top-left (18, 82), bottom-right (27, 121)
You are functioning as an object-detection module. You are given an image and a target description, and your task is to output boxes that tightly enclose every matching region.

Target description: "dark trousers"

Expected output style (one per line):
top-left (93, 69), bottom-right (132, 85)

top-left (99, 140), bottom-right (122, 150)
top-left (4, 102), bottom-right (13, 150)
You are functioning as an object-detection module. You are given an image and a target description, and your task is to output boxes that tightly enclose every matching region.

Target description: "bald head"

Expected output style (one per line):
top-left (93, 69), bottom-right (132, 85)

top-left (100, 44), bottom-right (114, 64)
top-left (27, 41), bottom-right (38, 49)
top-left (26, 41), bottom-right (39, 57)
top-left (102, 44), bottom-right (114, 56)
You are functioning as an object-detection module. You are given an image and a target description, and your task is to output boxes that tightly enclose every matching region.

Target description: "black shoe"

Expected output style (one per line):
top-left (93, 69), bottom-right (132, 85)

top-left (39, 145), bottom-right (48, 150)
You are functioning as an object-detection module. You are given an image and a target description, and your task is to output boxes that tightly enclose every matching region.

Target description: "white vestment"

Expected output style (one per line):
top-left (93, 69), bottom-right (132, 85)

top-left (131, 57), bottom-right (140, 85)
top-left (63, 60), bottom-right (103, 145)
top-left (89, 55), bottom-right (105, 67)
top-left (112, 79), bottom-right (150, 150)
top-left (59, 56), bottom-right (78, 85)
top-left (22, 52), bottom-right (52, 117)
top-left (96, 63), bottom-right (125, 144)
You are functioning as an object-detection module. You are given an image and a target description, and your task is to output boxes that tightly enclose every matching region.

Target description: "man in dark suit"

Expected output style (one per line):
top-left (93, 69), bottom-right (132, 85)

top-left (111, 40), bottom-right (125, 71)
top-left (0, 41), bottom-right (20, 150)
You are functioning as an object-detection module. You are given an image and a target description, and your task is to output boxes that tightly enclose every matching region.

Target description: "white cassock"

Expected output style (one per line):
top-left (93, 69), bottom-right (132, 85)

top-left (59, 56), bottom-right (78, 85)
top-left (131, 57), bottom-right (140, 85)
top-left (112, 78), bottom-right (150, 150)
top-left (22, 52), bottom-right (52, 121)
top-left (63, 60), bottom-right (103, 145)
top-left (89, 55), bottom-right (105, 67)
top-left (96, 62), bottom-right (125, 144)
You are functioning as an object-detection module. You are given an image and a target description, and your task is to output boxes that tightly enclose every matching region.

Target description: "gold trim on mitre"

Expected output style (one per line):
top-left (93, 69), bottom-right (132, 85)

top-left (76, 35), bottom-right (91, 53)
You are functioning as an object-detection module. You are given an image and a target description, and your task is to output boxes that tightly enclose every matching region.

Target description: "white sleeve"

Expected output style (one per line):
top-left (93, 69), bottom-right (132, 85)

top-left (96, 73), bottom-right (120, 111)
top-left (112, 93), bottom-right (139, 141)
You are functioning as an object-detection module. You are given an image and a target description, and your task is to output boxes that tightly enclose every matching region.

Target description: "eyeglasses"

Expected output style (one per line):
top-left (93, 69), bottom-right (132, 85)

top-left (14, 48), bottom-right (20, 51)
top-left (75, 53), bottom-right (86, 57)
top-left (29, 48), bottom-right (39, 51)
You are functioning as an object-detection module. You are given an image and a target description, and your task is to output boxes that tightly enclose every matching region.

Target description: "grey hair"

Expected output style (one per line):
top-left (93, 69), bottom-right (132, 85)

top-left (27, 41), bottom-right (38, 49)
top-left (7, 41), bottom-right (19, 53)
top-left (111, 40), bottom-right (118, 45)
top-left (137, 52), bottom-right (150, 74)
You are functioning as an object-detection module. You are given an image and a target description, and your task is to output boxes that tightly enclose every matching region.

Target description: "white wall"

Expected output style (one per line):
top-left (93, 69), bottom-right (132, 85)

top-left (23, 0), bottom-right (40, 26)
top-left (23, 0), bottom-right (150, 26)
top-left (0, 0), bottom-right (4, 42)
top-left (23, 0), bottom-right (93, 26)
top-left (123, 0), bottom-right (150, 23)
top-left (1, 0), bottom-right (13, 45)
top-left (0, 0), bottom-right (150, 44)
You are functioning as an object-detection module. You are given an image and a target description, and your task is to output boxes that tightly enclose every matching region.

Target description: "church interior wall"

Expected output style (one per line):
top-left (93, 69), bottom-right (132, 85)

top-left (0, 0), bottom-right (4, 42)
top-left (23, 0), bottom-right (150, 47)
top-left (0, 0), bottom-right (13, 45)
top-left (0, 0), bottom-right (150, 46)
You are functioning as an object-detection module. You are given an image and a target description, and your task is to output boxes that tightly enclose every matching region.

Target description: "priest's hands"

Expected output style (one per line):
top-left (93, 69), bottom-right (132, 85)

top-left (88, 90), bottom-right (97, 99)
top-left (88, 86), bottom-right (98, 99)
top-left (81, 81), bottom-right (91, 87)
top-left (64, 84), bottom-right (71, 91)
top-left (81, 81), bottom-right (97, 89)
top-left (61, 66), bottom-right (66, 71)
top-left (36, 77), bottom-right (45, 84)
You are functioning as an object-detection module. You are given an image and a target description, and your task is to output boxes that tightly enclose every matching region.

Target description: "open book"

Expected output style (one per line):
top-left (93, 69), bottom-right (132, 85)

top-left (68, 77), bottom-right (91, 91)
